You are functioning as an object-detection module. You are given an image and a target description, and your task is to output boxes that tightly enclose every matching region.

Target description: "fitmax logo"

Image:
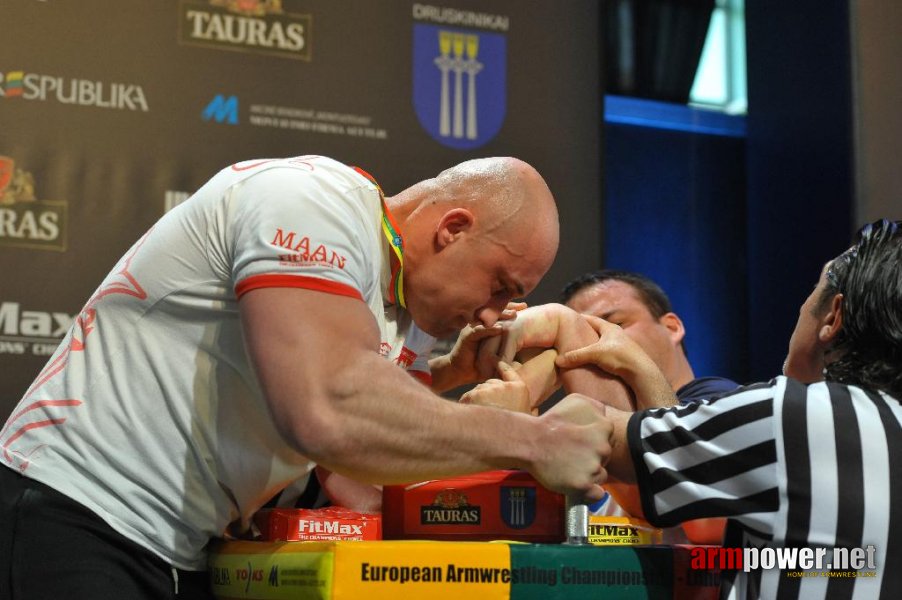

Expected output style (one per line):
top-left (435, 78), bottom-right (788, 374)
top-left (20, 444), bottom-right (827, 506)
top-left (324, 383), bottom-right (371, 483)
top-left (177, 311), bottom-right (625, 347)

top-left (203, 94), bottom-right (238, 124)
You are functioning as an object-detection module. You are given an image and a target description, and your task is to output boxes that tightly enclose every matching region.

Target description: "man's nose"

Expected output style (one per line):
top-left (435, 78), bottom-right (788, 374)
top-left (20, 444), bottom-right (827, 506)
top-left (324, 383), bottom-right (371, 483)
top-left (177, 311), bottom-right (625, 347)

top-left (474, 305), bottom-right (504, 328)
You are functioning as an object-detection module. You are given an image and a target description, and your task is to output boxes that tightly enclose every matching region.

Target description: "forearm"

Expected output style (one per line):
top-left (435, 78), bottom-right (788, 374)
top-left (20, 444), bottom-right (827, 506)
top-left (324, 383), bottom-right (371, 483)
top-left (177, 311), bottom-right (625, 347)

top-left (242, 289), bottom-right (611, 501)
top-left (287, 351), bottom-right (544, 484)
top-left (506, 304), bottom-right (634, 411)
top-left (617, 354), bottom-right (678, 409)
top-left (602, 406), bottom-right (637, 485)
top-left (513, 348), bottom-right (560, 410)
top-left (427, 353), bottom-right (467, 394)
top-left (552, 309), bottom-right (634, 412)
top-left (602, 406), bottom-right (644, 517)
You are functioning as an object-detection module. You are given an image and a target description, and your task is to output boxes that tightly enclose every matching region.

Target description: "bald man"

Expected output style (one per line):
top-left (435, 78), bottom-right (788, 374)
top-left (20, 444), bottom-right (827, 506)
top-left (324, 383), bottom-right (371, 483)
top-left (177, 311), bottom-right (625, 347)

top-left (0, 155), bottom-right (621, 599)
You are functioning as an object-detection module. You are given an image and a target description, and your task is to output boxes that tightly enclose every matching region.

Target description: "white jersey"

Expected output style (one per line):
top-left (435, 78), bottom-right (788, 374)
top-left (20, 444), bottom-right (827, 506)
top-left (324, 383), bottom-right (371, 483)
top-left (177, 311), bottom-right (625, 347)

top-left (0, 156), bottom-right (434, 569)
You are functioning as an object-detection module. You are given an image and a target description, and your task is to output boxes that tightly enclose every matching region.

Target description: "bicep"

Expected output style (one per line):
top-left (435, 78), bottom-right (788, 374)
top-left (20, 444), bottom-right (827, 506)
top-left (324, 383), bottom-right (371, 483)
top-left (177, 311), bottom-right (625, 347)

top-left (239, 286), bottom-right (381, 449)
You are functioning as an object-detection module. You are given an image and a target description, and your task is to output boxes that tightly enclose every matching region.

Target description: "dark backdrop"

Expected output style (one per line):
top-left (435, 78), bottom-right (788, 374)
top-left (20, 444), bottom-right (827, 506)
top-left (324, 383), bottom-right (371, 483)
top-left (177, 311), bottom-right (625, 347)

top-left (0, 1), bottom-right (605, 418)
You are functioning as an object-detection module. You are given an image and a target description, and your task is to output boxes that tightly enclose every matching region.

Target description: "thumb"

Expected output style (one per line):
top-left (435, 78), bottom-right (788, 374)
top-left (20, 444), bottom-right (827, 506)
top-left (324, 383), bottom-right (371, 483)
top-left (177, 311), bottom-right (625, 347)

top-left (497, 361), bottom-right (523, 383)
top-left (555, 348), bottom-right (591, 369)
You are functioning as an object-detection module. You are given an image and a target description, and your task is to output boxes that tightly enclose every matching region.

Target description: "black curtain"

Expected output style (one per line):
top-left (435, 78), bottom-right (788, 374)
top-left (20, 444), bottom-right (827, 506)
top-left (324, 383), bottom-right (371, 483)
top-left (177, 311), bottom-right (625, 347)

top-left (605, 0), bottom-right (715, 103)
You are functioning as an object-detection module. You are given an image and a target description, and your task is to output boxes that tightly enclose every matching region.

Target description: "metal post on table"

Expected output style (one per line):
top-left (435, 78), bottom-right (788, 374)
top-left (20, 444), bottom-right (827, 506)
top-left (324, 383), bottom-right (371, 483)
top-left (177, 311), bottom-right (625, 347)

top-left (565, 497), bottom-right (589, 545)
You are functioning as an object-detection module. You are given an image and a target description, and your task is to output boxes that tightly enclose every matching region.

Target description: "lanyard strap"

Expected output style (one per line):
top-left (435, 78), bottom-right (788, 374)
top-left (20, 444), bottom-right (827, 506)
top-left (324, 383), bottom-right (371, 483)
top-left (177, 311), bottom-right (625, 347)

top-left (354, 167), bottom-right (406, 309)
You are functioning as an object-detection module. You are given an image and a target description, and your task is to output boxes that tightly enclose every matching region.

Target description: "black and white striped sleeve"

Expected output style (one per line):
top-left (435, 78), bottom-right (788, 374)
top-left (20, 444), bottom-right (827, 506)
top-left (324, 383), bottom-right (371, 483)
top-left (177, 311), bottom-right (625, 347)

top-left (627, 380), bottom-right (782, 530)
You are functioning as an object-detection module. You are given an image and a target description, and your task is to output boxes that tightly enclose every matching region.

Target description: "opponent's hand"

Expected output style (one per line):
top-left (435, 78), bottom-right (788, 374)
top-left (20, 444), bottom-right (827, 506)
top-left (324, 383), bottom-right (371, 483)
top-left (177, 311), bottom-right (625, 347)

top-left (531, 393), bottom-right (612, 503)
top-left (458, 362), bottom-right (531, 413)
top-left (555, 314), bottom-right (652, 378)
top-left (496, 304), bottom-right (567, 363)
top-left (442, 302), bottom-right (529, 385)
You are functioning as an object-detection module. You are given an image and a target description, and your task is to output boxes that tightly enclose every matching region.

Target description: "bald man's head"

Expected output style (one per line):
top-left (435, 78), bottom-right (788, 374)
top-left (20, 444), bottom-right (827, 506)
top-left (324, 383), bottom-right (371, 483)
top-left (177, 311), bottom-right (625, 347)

top-left (387, 157), bottom-right (559, 337)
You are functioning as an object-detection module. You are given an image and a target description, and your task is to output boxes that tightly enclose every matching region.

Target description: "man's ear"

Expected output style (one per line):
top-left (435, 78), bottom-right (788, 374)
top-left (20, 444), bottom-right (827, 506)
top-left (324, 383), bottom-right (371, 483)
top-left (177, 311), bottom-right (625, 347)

top-left (435, 208), bottom-right (474, 248)
top-left (819, 293), bottom-right (844, 343)
top-left (660, 312), bottom-right (686, 346)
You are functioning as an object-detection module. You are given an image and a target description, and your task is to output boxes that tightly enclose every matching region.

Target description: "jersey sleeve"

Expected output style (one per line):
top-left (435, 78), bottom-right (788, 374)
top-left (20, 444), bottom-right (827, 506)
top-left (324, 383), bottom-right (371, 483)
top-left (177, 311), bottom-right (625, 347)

top-left (227, 165), bottom-right (378, 301)
top-left (627, 381), bottom-right (782, 530)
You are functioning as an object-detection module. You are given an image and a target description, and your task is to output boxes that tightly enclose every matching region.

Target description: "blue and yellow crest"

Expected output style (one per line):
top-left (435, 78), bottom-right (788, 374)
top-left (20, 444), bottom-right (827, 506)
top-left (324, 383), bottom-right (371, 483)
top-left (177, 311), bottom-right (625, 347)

top-left (412, 24), bottom-right (506, 150)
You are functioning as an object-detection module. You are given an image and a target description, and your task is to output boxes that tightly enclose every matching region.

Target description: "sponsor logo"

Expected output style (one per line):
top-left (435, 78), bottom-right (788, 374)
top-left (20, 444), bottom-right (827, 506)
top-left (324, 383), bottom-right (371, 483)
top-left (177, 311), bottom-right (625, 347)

top-left (588, 524), bottom-right (640, 538)
top-left (0, 69), bottom-right (148, 111)
top-left (0, 301), bottom-right (74, 357)
top-left (500, 486), bottom-right (536, 529)
top-left (211, 566), bottom-right (231, 585)
top-left (270, 228), bottom-right (347, 269)
top-left (179, 0), bottom-right (312, 61)
top-left (421, 489), bottom-right (481, 525)
top-left (412, 6), bottom-right (507, 150)
top-left (234, 564), bottom-right (264, 593)
top-left (0, 157), bottom-right (68, 251)
top-left (395, 346), bottom-right (418, 368)
top-left (297, 519), bottom-right (364, 536)
top-left (267, 566), bottom-right (278, 587)
top-left (203, 94), bottom-right (239, 124)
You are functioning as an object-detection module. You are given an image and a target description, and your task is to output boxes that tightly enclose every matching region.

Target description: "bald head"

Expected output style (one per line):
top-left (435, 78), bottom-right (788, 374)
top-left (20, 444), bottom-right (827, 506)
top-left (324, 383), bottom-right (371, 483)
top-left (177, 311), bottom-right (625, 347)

top-left (426, 157), bottom-right (559, 246)
top-left (386, 157), bottom-right (560, 337)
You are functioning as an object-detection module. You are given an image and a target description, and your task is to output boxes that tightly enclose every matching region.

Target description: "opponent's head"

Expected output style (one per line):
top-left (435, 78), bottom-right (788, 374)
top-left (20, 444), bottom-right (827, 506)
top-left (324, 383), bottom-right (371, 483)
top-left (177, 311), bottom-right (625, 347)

top-left (784, 219), bottom-right (902, 398)
top-left (389, 157), bottom-right (559, 338)
top-left (561, 270), bottom-right (693, 390)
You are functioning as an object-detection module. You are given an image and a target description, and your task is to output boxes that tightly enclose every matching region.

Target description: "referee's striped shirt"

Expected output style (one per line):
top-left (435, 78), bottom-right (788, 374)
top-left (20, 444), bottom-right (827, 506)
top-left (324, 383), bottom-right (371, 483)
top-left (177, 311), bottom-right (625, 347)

top-left (627, 376), bottom-right (902, 599)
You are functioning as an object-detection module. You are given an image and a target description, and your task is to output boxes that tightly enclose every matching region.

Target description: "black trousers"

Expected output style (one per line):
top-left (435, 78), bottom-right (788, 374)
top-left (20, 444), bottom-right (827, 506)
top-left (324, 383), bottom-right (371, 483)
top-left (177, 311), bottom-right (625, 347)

top-left (0, 466), bottom-right (214, 600)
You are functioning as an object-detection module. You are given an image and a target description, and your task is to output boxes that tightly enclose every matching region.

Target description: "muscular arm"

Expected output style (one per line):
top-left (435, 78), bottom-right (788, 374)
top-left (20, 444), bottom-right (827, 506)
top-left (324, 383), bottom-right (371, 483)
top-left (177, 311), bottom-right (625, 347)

top-left (498, 304), bottom-right (634, 411)
top-left (555, 315), bottom-right (677, 410)
top-left (239, 288), bottom-right (611, 500)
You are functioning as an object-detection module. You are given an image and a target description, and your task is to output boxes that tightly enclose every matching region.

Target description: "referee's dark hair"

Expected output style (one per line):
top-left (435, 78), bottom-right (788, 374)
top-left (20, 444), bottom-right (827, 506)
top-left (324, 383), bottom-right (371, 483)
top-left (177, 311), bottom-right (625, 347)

top-left (821, 218), bottom-right (902, 398)
top-left (559, 269), bottom-right (686, 354)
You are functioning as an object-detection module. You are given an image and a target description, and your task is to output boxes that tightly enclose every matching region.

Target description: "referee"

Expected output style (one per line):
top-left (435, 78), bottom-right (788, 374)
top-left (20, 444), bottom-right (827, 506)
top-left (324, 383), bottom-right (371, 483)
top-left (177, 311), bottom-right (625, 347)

top-left (567, 219), bottom-right (902, 599)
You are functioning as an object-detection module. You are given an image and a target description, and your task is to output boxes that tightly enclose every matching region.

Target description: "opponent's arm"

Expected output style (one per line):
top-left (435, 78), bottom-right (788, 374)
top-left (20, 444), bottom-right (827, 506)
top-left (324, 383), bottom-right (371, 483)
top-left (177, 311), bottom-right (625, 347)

top-left (240, 288), bottom-right (611, 501)
top-left (497, 304), bottom-right (634, 411)
top-left (556, 315), bottom-right (677, 410)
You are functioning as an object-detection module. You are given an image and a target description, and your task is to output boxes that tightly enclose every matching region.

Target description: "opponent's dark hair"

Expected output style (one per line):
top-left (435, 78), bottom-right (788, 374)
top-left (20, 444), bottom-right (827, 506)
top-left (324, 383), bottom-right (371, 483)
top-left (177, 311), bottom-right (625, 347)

top-left (559, 269), bottom-right (686, 354)
top-left (821, 219), bottom-right (902, 398)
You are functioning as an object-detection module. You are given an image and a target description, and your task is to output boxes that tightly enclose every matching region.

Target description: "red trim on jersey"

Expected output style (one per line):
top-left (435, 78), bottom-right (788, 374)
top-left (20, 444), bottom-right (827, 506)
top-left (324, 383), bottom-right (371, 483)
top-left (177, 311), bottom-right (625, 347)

top-left (235, 274), bottom-right (364, 301)
top-left (2, 418), bottom-right (68, 453)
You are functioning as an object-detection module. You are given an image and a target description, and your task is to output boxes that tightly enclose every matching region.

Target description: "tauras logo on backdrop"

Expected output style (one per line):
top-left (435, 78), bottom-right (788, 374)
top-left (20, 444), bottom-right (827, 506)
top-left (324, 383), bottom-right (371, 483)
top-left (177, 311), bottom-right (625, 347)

top-left (0, 156), bottom-right (68, 251)
top-left (179, 0), bottom-right (311, 61)
top-left (412, 6), bottom-right (507, 150)
top-left (0, 301), bottom-right (75, 357)
top-left (0, 69), bottom-right (148, 111)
